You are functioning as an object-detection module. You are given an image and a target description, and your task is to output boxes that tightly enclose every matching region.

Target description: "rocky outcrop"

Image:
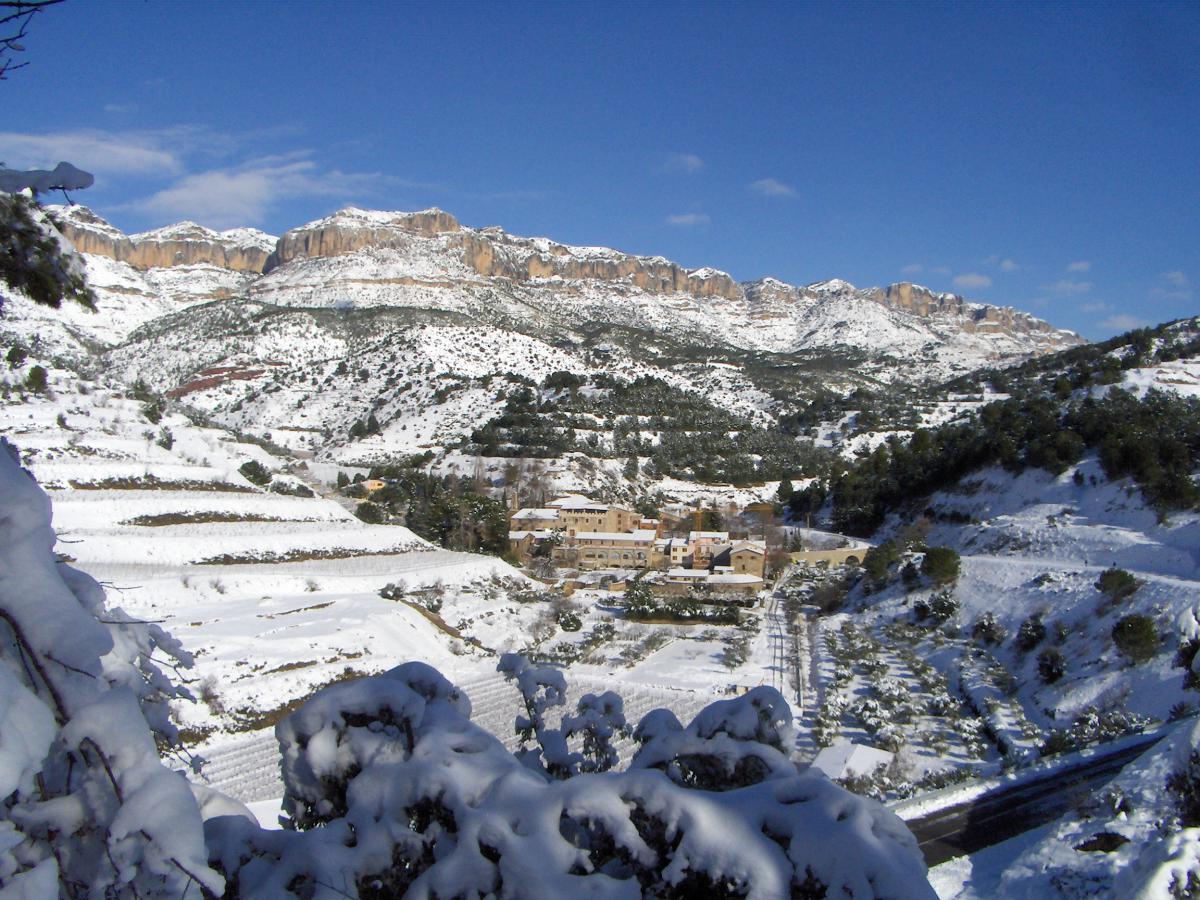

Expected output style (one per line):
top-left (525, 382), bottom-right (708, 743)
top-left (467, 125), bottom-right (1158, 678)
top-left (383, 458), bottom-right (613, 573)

top-left (52, 203), bottom-right (1082, 358)
top-left (743, 278), bottom-right (806, 319)
top-left (265, 208), bottom-right (461, 271)
top-left (457, 232), bottom-right (742, 301)
top-left (51, 207), bottom-right (274, 273)
top-left (878, 282), bottom-right (1075, 340)
top-left (879, 282), bottom-right (965, 318)
top-left (52, 206), bottom-right (134, 258)
top-left (266, 207), bottom-right (743, 301)
top-left (126, 223), bottom-right (274, 273)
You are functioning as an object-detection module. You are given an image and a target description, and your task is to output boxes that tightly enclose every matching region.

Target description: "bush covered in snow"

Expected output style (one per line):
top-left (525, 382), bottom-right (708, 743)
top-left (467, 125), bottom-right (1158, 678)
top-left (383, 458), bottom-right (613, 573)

top-left (1096, 566), bottom-right (1139, 603)
top-left (0, 439), bottom-right (221, 897)
top-left (1037, 647), bottom-right (1067, 684)
top-left (238, 459), bottom-right (272, 487)
top-left (1168, 750), bottom-right (1200, 828)
top-left (1015, 613), bottom-right (1046, 651)
top-left (0, 192), bottom-right (95, 312)
top-left (920, 546), bottom-right (960, 585)
top-left (1113, 614), bottom-right (1160, 664)
top-left (206, 658), bottom-right (937, 899)
top-left (971, 611), bottom-right (1007, 646)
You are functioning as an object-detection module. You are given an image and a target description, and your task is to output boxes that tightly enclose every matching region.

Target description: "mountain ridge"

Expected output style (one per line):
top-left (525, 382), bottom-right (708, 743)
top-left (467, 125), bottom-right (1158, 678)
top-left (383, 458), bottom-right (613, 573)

top-left (50, 203), bottom-right (1080, 355)
top-left (1, 202), bottom-right (1089, 468)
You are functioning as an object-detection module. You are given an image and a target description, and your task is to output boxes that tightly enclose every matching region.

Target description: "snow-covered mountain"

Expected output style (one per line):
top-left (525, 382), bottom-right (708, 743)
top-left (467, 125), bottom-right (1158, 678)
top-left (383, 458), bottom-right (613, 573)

top-left (54, 203), bottom-right (1078, 364)
top-left (16, 203), bottom-right (1084, 462)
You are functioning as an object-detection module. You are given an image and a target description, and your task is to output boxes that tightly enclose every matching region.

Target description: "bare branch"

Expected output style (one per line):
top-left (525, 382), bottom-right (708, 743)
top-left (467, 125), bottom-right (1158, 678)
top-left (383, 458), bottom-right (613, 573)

top-left (0, 0), bottom-right (66, 81)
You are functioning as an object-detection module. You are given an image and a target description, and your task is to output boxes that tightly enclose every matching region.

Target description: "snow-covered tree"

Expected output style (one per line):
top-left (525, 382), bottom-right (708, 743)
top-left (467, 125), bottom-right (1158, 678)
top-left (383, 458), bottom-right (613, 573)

top-left (0, 190), bottom-right (95, 311)
top-left (207, 658), bottom-right (936, 898)
top-left (0, 440), bottom-right (222, 897)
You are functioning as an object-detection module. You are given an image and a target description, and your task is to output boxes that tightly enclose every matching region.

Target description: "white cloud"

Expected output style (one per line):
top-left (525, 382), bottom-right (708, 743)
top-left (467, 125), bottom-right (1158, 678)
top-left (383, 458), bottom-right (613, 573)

top-left (665, 152), bottom-right (704, 174)
top-left (1078, 301), bottom-right (1111, 313)
top-left (126, 159), bottom-right (388, 229)
top-left (1066, 260), bottom-right (1092, 273)
top-left (749, 177), bottom-right (797, 198)
top-left (666, 212), bottom-right (710, 227)
top-left (932, 266), bottom-right (951, 276)
top-left (1046, 279), bottom-right (1093, 295)
top-left (901, 263), bottom-right (923, 275)
top-left (1152, 270), bottom-right (1192, 301)
top-left (0, 128), bottom-right (183, 176)
top-left (984, 255), bottom-right (1020, 271)
top-left (953, 273), bottom-right (992, 290)
top-left (1101, 314), bottom-right (1148, 333)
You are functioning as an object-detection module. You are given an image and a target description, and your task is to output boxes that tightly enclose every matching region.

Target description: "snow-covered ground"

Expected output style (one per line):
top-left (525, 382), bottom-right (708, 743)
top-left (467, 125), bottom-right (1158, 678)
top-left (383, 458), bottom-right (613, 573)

top-left (0, 364), bottom-right (797, 806)
top-left (926, 719), bottom-right (1200, 897)
top-left (0, 368), bottom-right (523, 742)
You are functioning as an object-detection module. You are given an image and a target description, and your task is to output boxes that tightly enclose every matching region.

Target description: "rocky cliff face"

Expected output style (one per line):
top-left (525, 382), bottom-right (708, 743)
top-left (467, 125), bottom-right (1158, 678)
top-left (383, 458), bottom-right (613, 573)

top-left (876, 282), bottom-right (1061, 336)
top-left (456, 232), bottom-right (742, 301)
top-left (49, 203), bottom-right (1083, 366)
top-left (263, 207), bottom-right (744, 302)
top-left (52, 206), bottom-right (274, 273)
top-left (265, 208), bottom-right (461, 271)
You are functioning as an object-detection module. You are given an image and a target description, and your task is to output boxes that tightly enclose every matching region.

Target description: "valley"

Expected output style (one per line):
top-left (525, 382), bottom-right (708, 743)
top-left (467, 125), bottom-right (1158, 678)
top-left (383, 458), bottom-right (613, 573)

top-left (1, 195), bottom-right (1198, 898)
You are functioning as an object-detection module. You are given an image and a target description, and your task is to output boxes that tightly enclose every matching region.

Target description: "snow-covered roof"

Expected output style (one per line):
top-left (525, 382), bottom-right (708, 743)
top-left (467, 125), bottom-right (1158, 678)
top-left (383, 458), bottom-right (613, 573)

top-left (666, 568), bottom-right (709, 580)
top-left (575, 568), bottom-right (638, 584)
top-left (509, 529), bottom-right (555, 540)
top-left (690, 531), bottom-right (730, 541)
top-left (706, 573), bottom-right (762, 585)
top-left (731, 541), bottom-right (766, 555)
top-left (548, 494), bottom-right (606, 510)
top-left (572, 529), bottom-right (657, 542)
top-left (511, 508), bottom-right (560, 520)
top-left (809, 741), bottom-right (894, 780)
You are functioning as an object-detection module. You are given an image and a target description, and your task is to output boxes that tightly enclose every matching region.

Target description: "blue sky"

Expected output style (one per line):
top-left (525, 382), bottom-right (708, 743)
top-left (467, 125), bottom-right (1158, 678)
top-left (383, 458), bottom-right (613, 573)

top-left (2, 1), bottom-right (1196, 339)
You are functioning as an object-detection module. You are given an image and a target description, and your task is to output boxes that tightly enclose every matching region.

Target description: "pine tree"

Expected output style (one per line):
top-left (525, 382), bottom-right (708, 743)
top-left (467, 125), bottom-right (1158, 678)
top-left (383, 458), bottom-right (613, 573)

top-left (776, 477), bottom-right (794, 503)
top-left (624, 455), bottom-right (639, 480)
top-left (24, 364), bottom-right (47, 392)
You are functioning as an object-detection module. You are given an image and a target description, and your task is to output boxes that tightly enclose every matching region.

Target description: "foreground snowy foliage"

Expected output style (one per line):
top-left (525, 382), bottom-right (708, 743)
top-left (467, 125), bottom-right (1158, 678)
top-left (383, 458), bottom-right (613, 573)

top-left (207, 661), bottom-right (936, 899)
top-left (0, 440), bottom-right (221, 897)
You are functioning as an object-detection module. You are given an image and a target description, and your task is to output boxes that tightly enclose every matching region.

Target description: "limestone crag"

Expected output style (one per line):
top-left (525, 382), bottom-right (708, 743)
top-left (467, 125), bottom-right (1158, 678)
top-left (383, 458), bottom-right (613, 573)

top-left (264, 206), bottom-right (742, 301)
top-left (877, 282), bottom-right (1060, 336)
top-left (265, 208), bottom-right (462, 271)
top-left (52, 206), bottom-right (274, 273)
top-left (48, 203), bottom-right (1083, 361)
top-left (128, 222), bottom-right (275, 273)
top-left (744, 278), bottom-right (808, 320)
top-left (457, 231), bottom-right (742, 302)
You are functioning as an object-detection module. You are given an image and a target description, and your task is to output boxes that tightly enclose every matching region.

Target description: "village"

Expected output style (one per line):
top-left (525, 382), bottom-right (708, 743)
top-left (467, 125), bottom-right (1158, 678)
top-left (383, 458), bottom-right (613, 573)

top-left (505, 493), bottom-right (867, 602)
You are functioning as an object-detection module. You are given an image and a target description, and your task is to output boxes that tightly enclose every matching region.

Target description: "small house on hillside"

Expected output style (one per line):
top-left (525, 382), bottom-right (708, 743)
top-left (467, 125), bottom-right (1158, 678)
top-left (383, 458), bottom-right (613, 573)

top-left (709, 540), bottom-right (767, 578)
top-left (509, 507), bottom-right (560, 531)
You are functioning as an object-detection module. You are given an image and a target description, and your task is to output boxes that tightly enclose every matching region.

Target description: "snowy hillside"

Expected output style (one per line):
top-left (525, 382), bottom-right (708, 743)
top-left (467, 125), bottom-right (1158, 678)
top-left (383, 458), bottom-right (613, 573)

top-left (19, 203), bottom-right (1084, 465)
top-left (0, 363), bottom-right (523, 744)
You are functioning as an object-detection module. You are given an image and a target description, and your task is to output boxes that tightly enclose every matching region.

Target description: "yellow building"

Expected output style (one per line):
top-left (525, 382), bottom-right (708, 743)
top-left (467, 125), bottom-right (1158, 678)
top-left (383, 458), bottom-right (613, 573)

top-left (549, 495), bottom-right (639, 535)
top-left (552, 529), bottom-right (658, 570)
